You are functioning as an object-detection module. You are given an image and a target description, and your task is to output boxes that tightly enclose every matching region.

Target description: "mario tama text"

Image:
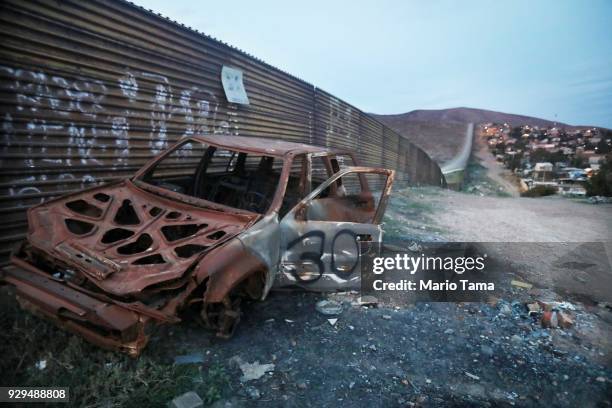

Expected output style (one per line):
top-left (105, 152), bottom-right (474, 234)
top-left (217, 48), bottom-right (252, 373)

top-left (360, 242), bottom-right (501, 302)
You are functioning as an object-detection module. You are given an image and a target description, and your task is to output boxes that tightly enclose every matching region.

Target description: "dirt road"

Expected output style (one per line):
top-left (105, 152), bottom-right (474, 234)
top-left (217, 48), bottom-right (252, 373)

top-left (472, 132), bottom-right (521, 197)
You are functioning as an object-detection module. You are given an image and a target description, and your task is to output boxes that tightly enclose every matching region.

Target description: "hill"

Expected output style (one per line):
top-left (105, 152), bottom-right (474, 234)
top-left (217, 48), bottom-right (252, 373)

top-left (372, 107), bottom-right (568, 128)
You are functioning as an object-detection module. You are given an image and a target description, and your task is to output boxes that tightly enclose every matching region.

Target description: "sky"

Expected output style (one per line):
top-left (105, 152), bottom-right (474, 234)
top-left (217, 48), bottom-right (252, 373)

top-left (137, 0), bottom-right (612, 128)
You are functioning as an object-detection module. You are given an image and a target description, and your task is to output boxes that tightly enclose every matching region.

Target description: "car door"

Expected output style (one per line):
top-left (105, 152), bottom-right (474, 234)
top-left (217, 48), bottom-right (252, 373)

top-left (277, 167), bottom-right (394, 291)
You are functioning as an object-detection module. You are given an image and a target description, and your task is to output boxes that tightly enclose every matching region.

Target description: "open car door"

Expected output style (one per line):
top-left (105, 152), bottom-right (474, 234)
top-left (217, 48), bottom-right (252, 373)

top-left (277, 167), bottom-right (394, 291)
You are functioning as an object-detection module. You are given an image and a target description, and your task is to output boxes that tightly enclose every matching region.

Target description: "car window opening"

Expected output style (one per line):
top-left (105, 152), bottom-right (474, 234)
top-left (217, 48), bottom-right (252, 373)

top-left (138, 141), bottom-right (283, 214)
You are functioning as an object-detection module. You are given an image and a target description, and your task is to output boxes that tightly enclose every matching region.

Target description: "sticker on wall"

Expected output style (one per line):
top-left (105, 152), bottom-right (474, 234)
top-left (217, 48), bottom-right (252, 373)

top-left (221, 66), bottom-right (249, 105)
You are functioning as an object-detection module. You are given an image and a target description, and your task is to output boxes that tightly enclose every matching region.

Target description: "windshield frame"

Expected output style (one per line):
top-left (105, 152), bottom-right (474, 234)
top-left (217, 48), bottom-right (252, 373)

top-left (132, 138), bottom-right (289, 217)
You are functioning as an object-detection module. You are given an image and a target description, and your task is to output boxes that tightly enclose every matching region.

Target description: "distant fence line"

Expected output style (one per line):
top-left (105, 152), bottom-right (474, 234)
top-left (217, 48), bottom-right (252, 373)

top-left (0, 0), bottom-right (445, 261)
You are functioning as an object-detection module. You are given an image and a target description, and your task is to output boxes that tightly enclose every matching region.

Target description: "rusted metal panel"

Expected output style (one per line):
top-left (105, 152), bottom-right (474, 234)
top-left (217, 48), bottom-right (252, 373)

top-left (0, 0), bottom-right (444, 263)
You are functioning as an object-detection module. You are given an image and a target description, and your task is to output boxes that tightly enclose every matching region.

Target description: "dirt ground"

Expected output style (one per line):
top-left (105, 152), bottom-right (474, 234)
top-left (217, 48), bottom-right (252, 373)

top-left (1, 149), bottom-right (611, 407)
top-left (473, 135), bottom-right (521, 197)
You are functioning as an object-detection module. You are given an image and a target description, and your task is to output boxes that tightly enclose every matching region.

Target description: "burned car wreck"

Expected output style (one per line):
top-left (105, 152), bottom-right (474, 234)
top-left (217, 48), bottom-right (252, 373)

top-left (1, 135), bottom-right (394, 356)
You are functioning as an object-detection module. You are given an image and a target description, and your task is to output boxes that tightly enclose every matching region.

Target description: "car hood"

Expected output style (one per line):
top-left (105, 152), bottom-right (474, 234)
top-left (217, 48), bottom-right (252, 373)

top-left (26, 180), bottom-right (258, 296)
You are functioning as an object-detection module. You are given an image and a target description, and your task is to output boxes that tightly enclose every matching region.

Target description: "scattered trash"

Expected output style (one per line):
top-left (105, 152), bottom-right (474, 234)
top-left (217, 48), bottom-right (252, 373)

top-left (541, 311), bottom-right (558, 328)
top-left (316, 300), bottom-right (343, 316)
top-left (557, 311), bottom-right (574, 329)
top-left (236, 359), bottom-right (275, 382)
top-left (170, 391), bottom-right (203, 408)
top-left (551, 301), bottom-right (577, 311)
top-left (588, 196), bottom-right (612, 204)
top-left (595, 376), bottom-right (606, 383)
top-left (285, 319), bottom-right (295, 323)
top-left (444, 328), bottom-right (454, 335)
top-left (425, 379), bottom-right (432, 384)
top-left (328, 318), bottom-right (338, 326)
top-left (526, 302), bottom-right (542, 316)
top-left (407, 242), bottom-right (422, 252)
top-left (174, 353), bottom-right (204, 365)
top-left (511, 280), bottom-right (533, 289)
top-left (296, 380), bottom-right (308, 390)
top-left (382, 315), bottom-right (392, 320)
top-left (465, 372), bottom-right (480, 381)
top-left (35, 359), bottom-right (47, 370)
top-left (265, 318), bottom-right (275, 323)
top-left (357, 295), bottom-right (378, 306)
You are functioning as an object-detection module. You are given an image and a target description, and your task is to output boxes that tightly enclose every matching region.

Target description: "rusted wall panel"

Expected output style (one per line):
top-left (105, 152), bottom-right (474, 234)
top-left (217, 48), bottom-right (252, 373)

top-left (0, 0), bottom-right (444, 262)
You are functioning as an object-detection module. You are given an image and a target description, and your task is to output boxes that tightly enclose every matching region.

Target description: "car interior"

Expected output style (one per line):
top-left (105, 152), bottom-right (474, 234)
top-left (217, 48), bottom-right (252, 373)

top-left (141, 143), bottom-right (304, 215)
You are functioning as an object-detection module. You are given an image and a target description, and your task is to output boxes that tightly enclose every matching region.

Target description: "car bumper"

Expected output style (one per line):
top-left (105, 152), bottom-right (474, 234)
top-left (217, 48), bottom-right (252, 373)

top-left (1, 258), bottom-right (151, 357)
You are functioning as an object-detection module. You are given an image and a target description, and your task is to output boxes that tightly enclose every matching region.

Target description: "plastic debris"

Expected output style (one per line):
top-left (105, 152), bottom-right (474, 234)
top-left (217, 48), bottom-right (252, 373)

top-left (511, 280), bottom-right (533, 289)
top-left (170, 391), bottom-right (203, 408)
top-left (237, 360), bottom-right (275, 382)
top-left (527, 302), bottom-right (542, 316)
top-left (174, 353), bottom-right (205, 365)
top-left (541, 311), bottom-right (558, 328)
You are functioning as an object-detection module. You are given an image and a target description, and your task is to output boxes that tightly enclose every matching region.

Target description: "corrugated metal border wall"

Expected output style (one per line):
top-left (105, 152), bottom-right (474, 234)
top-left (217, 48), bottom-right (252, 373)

top-left (0, 0), bottom-right (446, 262)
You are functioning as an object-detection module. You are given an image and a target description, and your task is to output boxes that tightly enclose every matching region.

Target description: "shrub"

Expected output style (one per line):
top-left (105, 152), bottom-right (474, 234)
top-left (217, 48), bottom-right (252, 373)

top-left (521, 185), bottom-right (557, 197)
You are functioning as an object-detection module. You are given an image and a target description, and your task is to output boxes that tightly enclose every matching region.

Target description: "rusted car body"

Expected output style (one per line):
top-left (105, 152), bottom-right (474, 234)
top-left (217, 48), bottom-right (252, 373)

top-left (1, 135), bottom-right (394, 355)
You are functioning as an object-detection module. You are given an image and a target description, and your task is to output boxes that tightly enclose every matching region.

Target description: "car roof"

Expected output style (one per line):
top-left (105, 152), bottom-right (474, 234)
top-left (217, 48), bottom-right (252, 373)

top-left (190, 134), bottom-right (347, 157)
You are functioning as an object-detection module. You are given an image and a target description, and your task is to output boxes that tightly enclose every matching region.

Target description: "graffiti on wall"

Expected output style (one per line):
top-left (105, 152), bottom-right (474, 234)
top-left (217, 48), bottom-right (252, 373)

top-left (0, 65), bottom-right (239, 205)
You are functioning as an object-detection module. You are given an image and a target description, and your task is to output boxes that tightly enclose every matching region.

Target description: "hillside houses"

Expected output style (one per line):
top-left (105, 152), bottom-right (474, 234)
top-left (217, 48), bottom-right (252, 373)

top-left (481, 123), bottom-right (611, 196)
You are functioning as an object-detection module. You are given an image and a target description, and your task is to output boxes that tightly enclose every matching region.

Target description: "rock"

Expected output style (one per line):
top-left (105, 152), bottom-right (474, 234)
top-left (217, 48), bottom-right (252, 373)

top-left (170, 391), bottom-right (203, 408)
top-left (510, 335), bottom-right (522, 344)
top-left (35, 359), bottom-right (47, 370)
top-left (369, 344), bottom-right (377, 352)
top-left (237, 360), bottom-right (275, 382)
top-left (315, 300), bottom-right (343, 315)
top-left (174, 353), bottom-right (204, 365)
top-left (499, 304), bottom-right (512, 315)
top-left (480, 345), bottom-right (494, 357)
top-left (245, 386), bottom-right (260, 400)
